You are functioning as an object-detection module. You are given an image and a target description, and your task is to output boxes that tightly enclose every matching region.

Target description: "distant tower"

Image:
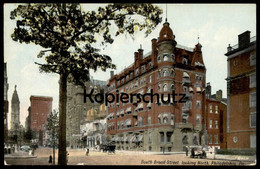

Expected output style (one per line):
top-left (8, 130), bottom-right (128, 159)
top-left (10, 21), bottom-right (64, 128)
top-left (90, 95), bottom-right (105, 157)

top-left (11, 85), bottom-right (20, 130)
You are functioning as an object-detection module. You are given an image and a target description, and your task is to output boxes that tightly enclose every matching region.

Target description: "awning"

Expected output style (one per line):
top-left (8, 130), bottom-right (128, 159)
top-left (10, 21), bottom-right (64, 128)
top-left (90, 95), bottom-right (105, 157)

top-left (183, 72), bottom-right (190, 78)
top-left (158, 114), bottom-right (162, 118)
top-left (138, 103), bottom-right (143, 109)
top-left (137, 135), bottom-right (143, 142)
top-left (189, 87), bottom-right (193, 92)
top-left (126, 107), bottom-right (131, 113)
top-left (135, 121), bottom-right (138, 126)
top-left (196, 87), bottom-right (201, 92)
top-left (115, 136), bottom-right (120, 141)
top-left (124, 136), bottom-right (131, 142)
top-left (125, 119), bottom-right (131, 126)
top-left (139, 89), bottom-right (144, 94)
top-left (131, 135), bottom-right (137, 142)
top-left (120, 109), bottom-right (124, 115)
top-left (147, 102), bottom-right (151, 108)
top-left (111, 137), bottom-right (116, 141)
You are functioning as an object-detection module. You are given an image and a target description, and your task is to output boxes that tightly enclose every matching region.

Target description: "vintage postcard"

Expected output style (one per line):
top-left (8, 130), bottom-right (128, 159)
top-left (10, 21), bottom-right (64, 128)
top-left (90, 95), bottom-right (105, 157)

top-left (3, 3), bottom-right (256, 166)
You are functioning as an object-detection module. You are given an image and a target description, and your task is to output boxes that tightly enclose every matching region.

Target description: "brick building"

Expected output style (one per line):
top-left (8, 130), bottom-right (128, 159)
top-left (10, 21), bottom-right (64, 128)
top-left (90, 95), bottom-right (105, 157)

top-left (29, 95), bottom-right (53, 145)
top-left (225, 31), bottom-right (256, 149)
top-left (205, 83), bottom-right (227, 149)
top-left (105, 20), bottom-right (207, 152)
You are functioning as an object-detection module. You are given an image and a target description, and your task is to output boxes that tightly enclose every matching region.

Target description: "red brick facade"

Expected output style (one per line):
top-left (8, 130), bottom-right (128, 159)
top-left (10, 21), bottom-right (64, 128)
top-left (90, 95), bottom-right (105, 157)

top-left (30, 96), bottom-right (53, 131)
top-left (205, 99), bottom-right (227, 149)
top-left (105, 21), bottom-right (207, 151)
top-left (225, 31), bottom-right (256, 149)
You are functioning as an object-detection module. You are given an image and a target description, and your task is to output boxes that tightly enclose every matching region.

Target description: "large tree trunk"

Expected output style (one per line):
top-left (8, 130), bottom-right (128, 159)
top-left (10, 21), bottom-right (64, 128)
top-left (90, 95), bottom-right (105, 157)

top-left (58, 73), bottom-right (68, 165)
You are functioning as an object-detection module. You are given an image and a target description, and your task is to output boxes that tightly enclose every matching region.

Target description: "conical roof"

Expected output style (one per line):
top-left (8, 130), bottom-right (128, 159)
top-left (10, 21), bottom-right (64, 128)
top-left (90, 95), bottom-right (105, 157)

top-left (158, 20), bottom-right (174, 43)
top-left (11, 85), bottom-right (20, 104)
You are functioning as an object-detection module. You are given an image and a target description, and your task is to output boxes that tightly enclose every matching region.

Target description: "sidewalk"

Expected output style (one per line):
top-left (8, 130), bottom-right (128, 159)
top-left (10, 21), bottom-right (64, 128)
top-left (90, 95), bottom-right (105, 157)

top-left (207, 153), bottom-right (256, 162)
top-left (4, 151), bottom-right (37, 159)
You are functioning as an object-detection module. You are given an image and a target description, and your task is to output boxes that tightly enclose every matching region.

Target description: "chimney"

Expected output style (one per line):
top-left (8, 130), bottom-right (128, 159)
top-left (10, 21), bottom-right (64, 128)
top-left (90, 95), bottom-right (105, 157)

top-left (238, 31), bottom-right (250, 48)
top-left (216, 90), bottom-right (223, 102)
top-left (151, 38), bottom-right (157, 54)
top-left (138, 48), bottom-right (143, 60)
top-left (227, 44), bottom-right (232, 53)
top-left (134, 52), bottom-right (139, 61)
top-left (110, 71), bottom-right (114, 78)
top-left (206, 82), bottom-right (211, 99)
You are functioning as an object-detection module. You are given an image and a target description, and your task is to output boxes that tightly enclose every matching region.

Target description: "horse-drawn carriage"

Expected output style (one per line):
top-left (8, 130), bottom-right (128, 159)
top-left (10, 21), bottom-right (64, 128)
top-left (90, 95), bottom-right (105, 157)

top-left (100, 144), bottom-right (116, 154)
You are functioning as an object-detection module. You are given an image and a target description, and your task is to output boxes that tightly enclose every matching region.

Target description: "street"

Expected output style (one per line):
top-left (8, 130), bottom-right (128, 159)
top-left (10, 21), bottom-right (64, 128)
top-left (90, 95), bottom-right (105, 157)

top-left (4, 147), bottom-right (255, 166)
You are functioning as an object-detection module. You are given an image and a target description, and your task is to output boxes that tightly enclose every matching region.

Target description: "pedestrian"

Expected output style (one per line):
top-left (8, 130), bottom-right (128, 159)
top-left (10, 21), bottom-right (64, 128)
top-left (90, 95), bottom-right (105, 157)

top-left (86, 148), bottom-right (89, 156)
top-left (66, 151), bottom-right (69, 163)
top-left (186, 146), bottom-right (189, 156)
top-left (49, 155), bottom-right (52, 164)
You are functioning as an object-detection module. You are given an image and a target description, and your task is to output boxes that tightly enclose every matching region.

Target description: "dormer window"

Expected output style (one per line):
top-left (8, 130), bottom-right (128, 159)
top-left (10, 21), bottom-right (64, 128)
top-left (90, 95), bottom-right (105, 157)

top-left (149, 62), bottom-right (153, 69)
top-left (135, 68), bottom-right (139, 76)
top-left (183, 58), bottom-right (188, 65)
top-left (130, 72), bottom-right (133, 79)
top-left (141, 65), bottom-right (146, 73)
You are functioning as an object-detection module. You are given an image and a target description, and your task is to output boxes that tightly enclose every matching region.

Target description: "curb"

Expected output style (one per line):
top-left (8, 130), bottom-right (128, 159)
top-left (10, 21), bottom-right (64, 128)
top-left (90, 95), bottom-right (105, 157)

top-left (4, 155), bottom-right (38, 159)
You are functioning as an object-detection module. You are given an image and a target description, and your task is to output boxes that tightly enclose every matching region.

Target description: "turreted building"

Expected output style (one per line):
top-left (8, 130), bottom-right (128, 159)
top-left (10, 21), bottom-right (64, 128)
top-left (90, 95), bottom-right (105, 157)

top-left (106, 20), bottom-right (207, 152)
top-left (9, 85), bottom-right (24, 145)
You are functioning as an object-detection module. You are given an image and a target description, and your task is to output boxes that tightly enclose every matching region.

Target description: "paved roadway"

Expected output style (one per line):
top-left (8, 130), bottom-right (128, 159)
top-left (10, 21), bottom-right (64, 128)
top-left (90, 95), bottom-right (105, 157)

top-left (5, 147), bottom-right (255, 166)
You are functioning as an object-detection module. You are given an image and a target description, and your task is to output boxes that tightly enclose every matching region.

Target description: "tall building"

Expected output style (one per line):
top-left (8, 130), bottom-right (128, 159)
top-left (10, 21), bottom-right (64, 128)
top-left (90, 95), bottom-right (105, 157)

top-left (66, 75), bottom-right (106, 148)
top-left (10, 85), bottom-right (20, 131)
top-left (9, 85), bottom-right (24, 145)
top-left (225, 31), bottom-right (256, 150)
top-left (30, 95), bottom-right (53, 145)
top-left (4, 62), bottom-right (9, 142)
top-left (106, 20), bottom-right (207, 152)
top-left (205, 83), bottom-right (227, 149)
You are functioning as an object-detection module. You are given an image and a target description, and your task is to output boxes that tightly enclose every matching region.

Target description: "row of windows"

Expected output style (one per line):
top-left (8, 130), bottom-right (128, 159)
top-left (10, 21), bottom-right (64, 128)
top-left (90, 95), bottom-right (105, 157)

top-left (208, 134), bottom-right (219, 144)
top-left (209, 104), bottom-right (219, 114)
top-left (209, 119), bottom-right (219, 129)
top-left (182, 114), bottom-right (201, 124)
top-left (115, 62), bottom-right (154, 87)
top-left (157, 53), bottom-right (175, 62)
top-left (158, 68), bottom-right (175, 78)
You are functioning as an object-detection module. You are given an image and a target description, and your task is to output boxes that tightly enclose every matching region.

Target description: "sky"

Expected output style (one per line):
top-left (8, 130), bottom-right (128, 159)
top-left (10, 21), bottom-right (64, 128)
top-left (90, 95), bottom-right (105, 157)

top-left (4, 3), bottom-right (256, 128)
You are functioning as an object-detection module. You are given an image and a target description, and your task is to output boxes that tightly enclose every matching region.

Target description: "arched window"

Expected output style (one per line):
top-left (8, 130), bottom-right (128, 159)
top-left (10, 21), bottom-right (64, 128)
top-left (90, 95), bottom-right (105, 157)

top-left (157, 55), bottom-right (161, 62)
top-left (171, 54), bottom-right (175, 61)
top-left (182, 135), bottom-right (188, 145)
top-left (163, 84), bottom-right (168, 92)
top-left (170, 84), bottom-right (174, 91)
top-left (170, 115), bottom-right (174, 125)
top-left (171, 69), bottom-right (174, 77)
top-left (183, 58), bottom-right (188, 65)
top-left (138, 117), bottom-right (143, 126)
top-left (158, 70), bottom-right (161, 78)
top-left (163, 117), bottom-right (168, 124)
top-left (163, 69), bottom-right (169, 77)
top-left (163, 53), bottom-right (169, 61)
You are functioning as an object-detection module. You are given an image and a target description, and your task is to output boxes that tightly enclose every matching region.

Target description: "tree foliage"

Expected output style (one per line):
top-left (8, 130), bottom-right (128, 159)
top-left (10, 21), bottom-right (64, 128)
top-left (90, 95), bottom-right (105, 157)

top-left (10, 3), bottom-right (163, 85)
top-left (45, 110), bottom-right (59, 147)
